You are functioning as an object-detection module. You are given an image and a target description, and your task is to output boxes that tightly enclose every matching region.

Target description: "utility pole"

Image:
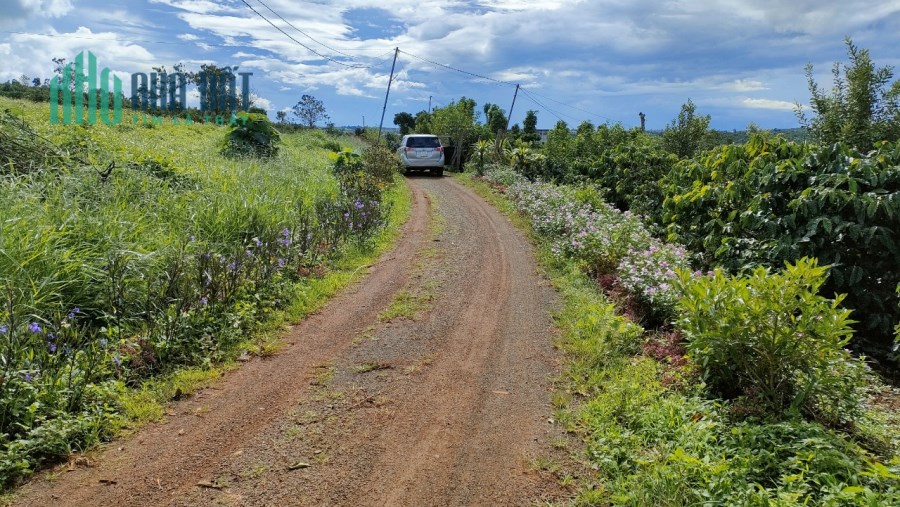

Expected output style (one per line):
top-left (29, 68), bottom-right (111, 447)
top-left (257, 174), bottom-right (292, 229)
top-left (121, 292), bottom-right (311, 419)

top-left (505, 84), bottom-right (520, 132)
top-left (428, 95), bottom-right (432, 112)
top-left (378, 47), bottom-right (399, 142)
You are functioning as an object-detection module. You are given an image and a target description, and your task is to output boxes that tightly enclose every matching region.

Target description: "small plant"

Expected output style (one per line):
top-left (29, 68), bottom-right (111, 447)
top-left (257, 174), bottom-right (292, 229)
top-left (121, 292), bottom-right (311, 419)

top-left (221, 112), bottom-right (281, 158)
top-left (676, 258), bottom-right (868, 421)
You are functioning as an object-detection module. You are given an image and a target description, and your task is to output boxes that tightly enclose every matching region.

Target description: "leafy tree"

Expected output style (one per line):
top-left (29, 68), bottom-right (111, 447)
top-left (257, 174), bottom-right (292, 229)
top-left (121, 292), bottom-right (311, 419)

top-left (431, 98), bottom-right (478, 169)
top-left (522, 110), bottom-right (540, 144)
top-left (482, 103), bottom-right (507, 137)
top-left (393, 111), bottom-right (416, 135)
top-left (292, 94), bottom-right (329, 128)
top-left (661, 99), bottom-right (713, 158)
top-left (414, 110), bottom-right (432, 134)
top-left (508, 123), bottom-right (521, 141)
top-left (275, 110), bottom-right (287, 123)
top-left (797, 37), bottom-right (900, 151)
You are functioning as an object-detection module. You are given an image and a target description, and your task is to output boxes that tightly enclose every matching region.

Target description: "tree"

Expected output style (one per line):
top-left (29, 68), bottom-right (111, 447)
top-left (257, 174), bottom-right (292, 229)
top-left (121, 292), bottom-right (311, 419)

top-left (393, 111), bottom-right (416, 135)
top-left (275, 110), bottom-right (287, 124)
top-left (292, 94), bottom-right (329, 128)
top-left (661, 99), bottom-right (713, 158)
top-left (482, 103), bottom-right (507, 137)
top-left (522, 110), bottom-right (539, 144)
top-left (508, 123), bottom-right (521, 141)
top-left (431, 97), bottom-right (478, 169)
top-left (414, 110), bottom-right (432, 133)
top-left (797, 37), bottom-right (900, 151)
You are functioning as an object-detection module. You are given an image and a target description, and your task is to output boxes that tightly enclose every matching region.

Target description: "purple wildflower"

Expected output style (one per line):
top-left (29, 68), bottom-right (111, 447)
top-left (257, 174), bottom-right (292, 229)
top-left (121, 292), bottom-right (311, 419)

top-left (354, 200), bottom-right (364, 210)
top-left (277, 258), bottom-right (286, 268)
top-left (254, 238), bottom-right (262, 247)
top-left (281, 228), bottom-right (290, 238)
top-left (48, 342), bottom-right (57, 353)
top-left (0, 325), bottom-right (7, 335)
top-left (227, 262), bottom-right (237, 271)
top-left (200, 297), bottom-right (208, 306)
top-left (28, 322), bottom-right (42, 334)
top-left (99, 338), bottom-right (108, 347)
top-left (24, 372), bottom-right (32, 383)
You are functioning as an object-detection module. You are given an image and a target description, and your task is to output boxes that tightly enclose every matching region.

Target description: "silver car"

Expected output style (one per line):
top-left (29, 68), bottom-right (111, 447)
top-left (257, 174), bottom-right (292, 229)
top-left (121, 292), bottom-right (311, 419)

top-left (398, 134), bottom-right (445, 176)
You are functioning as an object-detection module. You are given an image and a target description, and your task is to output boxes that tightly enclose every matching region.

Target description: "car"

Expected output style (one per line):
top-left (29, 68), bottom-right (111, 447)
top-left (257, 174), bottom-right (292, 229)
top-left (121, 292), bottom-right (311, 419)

top-left (398, 134), bottom-right (445, 176)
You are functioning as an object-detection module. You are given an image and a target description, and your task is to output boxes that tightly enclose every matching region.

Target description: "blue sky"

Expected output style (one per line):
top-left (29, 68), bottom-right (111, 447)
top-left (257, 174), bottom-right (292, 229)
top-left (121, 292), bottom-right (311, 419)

top-left (1, 0), bottom-right (899, 130)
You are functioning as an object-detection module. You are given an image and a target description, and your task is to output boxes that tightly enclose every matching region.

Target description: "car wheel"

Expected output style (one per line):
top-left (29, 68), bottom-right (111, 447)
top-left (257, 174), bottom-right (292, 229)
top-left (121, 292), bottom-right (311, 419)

top-left (433, 167), bottom-right (444, 177)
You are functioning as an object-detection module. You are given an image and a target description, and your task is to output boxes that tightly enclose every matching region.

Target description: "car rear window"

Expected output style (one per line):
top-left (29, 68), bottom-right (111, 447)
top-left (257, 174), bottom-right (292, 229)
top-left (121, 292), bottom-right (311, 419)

top-left (406, 137), bottom-right (441, 148)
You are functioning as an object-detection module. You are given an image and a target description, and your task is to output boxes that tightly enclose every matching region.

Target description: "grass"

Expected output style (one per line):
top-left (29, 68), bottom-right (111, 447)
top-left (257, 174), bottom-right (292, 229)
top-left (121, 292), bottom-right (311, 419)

top-left (0, 96), bottom-right (411, 489)
top-left (456, 171), bottom-right (900, 506)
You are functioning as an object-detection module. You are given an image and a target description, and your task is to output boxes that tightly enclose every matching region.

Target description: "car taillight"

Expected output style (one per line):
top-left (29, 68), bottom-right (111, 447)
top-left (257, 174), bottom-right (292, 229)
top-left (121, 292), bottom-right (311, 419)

top-left (434, 147), bottom-right (442, 152)
top-left (404, 147), bottom-right (413, 152)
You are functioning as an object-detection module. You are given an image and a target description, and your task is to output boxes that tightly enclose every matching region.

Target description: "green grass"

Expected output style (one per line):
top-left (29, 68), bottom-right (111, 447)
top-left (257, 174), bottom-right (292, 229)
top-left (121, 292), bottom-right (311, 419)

top-left (457, 171), bottom-right (900, 506)
top-left (0, 97), bottom-right (410, 489)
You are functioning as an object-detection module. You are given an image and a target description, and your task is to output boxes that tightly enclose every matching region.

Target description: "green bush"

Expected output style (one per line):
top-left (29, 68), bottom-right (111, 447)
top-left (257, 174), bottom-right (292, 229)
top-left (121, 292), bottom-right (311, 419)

top-left (221, 112), bottom-right (281, 158)
top-left (662, 135), bottom-right (900, 356)
top-left (676, 258), bottom-right (867, 421)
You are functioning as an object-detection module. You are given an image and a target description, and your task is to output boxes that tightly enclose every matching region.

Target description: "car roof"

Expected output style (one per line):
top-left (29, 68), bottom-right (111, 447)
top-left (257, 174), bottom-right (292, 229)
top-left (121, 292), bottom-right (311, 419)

top-left (403, 134), bottom-right (439, 138)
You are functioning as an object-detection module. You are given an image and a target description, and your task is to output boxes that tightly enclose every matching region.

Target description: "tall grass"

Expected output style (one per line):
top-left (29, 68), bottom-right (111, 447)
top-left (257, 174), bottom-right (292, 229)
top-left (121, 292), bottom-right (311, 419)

top-left (0, 98), bottom-right (397, 486)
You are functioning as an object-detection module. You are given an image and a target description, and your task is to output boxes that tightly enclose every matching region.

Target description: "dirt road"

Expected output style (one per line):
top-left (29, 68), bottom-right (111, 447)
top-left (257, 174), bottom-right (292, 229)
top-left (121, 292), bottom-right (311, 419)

top-left (15, 176), bottom-right (566, 506)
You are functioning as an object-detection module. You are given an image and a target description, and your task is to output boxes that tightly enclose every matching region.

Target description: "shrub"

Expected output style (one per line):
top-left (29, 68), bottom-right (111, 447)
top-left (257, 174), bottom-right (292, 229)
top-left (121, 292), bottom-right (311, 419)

top-left (676, 258), bottom-right (868, 421)
top-left (221, 112), bottom-right (281, 158)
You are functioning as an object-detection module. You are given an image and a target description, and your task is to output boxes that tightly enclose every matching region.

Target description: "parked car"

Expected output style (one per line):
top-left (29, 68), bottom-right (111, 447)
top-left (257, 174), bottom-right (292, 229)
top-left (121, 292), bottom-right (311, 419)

top-left (397, 134), bottom-right (444, 176)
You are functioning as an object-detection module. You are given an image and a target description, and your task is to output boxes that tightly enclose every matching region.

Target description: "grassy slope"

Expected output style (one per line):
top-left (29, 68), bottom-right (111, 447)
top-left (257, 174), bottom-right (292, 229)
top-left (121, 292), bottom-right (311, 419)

top-left (0, 97), bottom-right (411, 488)
top-left (454, 173), bottom-right (900, 507)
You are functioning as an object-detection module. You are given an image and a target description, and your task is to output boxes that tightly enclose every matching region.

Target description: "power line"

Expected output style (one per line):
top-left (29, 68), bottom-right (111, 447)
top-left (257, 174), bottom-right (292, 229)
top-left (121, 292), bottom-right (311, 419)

top-left (239, 0), bottom-right (369, 68)
top-left (398, 49), bottom-right (515, 86)
top-left (0, 30), bottom-right (240, 47)
top-left (252, 0), bottom-right (358, 59)
top-left (520, 86), bottom-right (619, 123)
top-left (518, 87), bottom-right (572, 124)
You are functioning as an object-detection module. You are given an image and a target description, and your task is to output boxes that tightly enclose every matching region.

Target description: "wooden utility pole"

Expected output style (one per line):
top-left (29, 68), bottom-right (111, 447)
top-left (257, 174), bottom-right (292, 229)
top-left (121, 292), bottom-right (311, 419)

top-left (505, 84), bottom-right (520, 132)
top-left (377, 47), bottom-right (399, 142)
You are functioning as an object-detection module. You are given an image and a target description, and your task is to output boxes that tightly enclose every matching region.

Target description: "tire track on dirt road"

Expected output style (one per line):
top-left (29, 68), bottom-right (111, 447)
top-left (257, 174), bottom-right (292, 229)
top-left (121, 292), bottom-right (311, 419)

top-left (14, 176), bottom-right (568, 507)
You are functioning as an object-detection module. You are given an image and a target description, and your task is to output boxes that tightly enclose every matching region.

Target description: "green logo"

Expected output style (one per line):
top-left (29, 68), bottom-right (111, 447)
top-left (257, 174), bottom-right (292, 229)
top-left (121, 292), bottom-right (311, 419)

top-left (50, 50), bottom-right (123, 126)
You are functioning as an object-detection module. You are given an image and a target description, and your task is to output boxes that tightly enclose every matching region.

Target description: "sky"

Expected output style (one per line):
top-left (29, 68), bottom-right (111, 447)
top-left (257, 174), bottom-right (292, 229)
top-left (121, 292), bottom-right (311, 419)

top-left (1, 0), bottom-right (899, 130)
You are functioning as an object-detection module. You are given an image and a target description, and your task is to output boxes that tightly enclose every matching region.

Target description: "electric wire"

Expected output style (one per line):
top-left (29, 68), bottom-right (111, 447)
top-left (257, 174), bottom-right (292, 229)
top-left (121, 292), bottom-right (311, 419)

top-left (239, 0), bottom-right (370, 68)
top-left (252, 0), bottom-right (358, 59)
top-left (520, 86), bottom-right (618, 123)
top-left (398, 49), bottom-right (514, 86)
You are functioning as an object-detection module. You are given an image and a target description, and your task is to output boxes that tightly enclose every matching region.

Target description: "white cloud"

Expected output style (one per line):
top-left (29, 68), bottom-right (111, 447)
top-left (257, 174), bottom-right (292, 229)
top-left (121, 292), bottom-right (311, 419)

top-left (740, 97), bottom-right (799, 111)
top-left (725, 79), bottom-right (769, 92)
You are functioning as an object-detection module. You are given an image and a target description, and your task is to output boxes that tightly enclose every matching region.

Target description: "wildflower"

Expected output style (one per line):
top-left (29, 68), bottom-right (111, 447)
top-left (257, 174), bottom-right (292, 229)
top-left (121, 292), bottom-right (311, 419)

top-left (189, 235), bottom-right (196, 242)
top-left (113, 355), bottom-right (122, 366)
top-left (99, 338), bottom-right (108, 347)
top-left (254, 238), bottom-right (262, 247)
top-left (29, 322), bottom-right (42, 334)
top-left (343, 212), bottom-right (350, 218)
top-left (200, 297), bottom-right (208, 306)
top-left (245, 249), bottom-right (254, 257)
top-left (227, 262), bottom-right (237, 271)
top-left (47, 333), bottom-right (56, 341)
top-left (24, 372), bottom-right (32, 383)
top-left (48, 343), bottom-right (57, 353)
top-left (282, 228), bottom-right (290, 238)
top-left (67, 312), bottom-right (75, 320)
top-left (355, 200), bottom-right (364, 209)
top-left (0, 325), bottom-right (7, 335)
top-left (277, 258), bottom-right (286, 268)
top-left (73, 307), bottom-right (80, 314)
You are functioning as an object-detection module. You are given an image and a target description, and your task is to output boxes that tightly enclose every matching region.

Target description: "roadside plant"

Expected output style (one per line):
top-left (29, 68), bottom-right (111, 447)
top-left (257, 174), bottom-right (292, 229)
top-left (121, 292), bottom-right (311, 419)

top-left (675, 258), bottom-right (867, 421)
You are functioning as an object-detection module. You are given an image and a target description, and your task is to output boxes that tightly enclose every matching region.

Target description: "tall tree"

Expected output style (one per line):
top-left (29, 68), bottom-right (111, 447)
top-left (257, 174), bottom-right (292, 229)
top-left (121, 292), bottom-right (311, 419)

top-left (292, 94), bottom-right (329, 128)
top-left (797, 37), bottom-right (900, 151)
top-left (522, 110), bottom-right (539, 144)
top-left (275, 110), bottom-right (287, 123)
top-left (393, 111), bottom-right (416, 135)
top-left (661, 99), bottom-right (713, 158)
top-left (482, 103), bottom-right (508, 137)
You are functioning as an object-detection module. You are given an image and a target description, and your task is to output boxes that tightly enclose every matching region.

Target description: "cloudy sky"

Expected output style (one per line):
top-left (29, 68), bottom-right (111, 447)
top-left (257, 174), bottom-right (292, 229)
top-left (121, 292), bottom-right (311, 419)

top-left (1, 0), bottom-right (899, 130)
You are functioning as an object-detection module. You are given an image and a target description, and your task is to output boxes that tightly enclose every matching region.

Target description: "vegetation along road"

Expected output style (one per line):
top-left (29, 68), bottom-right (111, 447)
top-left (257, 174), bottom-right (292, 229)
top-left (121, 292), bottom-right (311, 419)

top-left (15, 175), bottom-right (568, 506)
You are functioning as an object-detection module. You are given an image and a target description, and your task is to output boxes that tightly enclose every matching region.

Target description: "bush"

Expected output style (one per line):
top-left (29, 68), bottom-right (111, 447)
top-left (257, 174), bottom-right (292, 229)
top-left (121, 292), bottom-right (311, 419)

top-left (221, 112), bottom-right (281, 158)
top-left (676, 258), bottom-right (868, 421)
top-left (662, 135), bottom-right (900, 356)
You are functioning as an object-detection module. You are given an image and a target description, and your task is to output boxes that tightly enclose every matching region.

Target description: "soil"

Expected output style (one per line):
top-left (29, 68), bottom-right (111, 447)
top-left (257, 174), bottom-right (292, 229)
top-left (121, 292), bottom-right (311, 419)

top-left (13, 176), bottom-right (569, 506)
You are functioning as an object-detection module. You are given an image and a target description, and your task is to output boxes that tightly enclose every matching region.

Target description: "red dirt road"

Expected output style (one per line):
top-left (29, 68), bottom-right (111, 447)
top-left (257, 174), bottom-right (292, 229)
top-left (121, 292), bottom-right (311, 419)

top-left (14, 176), bottom-right (566, 506)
